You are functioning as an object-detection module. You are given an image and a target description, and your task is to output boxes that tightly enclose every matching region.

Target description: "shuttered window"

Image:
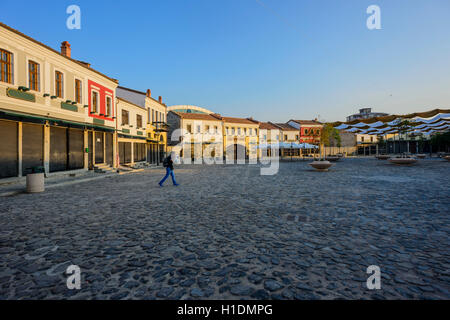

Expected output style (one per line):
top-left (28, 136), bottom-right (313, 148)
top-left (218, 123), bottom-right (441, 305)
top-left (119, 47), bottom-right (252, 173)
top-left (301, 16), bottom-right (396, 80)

top-left (122, 110), bottom-right (129, 125)
top-left (0, 49), bottom-right (13, 84)
top-left (75, 79), bottom-right (82, 103)
top-left (28, 60), bottom-right (40, 91)
top-left (55, 71), bottom-right (64, 98)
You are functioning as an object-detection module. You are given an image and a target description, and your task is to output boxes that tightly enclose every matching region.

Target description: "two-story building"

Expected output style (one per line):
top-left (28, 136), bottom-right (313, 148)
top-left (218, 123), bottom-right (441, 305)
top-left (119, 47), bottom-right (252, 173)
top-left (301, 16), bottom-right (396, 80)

top-left (0, 23), bottom-right (118, 179)
top-left (222, 117), bottom-right (259, 162)
top-left (274, 123), bottom-right (301, 157)
top-left (116, 86), bottom-right (168, 165)
top-left (116, 98), bottom-right (147, 165)
top-left (167, 111), bottom-right (223, 162)
top-left (287, 120), bottom-right (323, 145)
top-left (258, 122), bottom-right (281, 157)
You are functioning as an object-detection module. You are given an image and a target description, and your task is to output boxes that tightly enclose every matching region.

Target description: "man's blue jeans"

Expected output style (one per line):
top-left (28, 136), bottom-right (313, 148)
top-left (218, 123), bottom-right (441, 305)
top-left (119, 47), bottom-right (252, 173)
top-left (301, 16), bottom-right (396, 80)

top-left (159, 167), bottom-right (177, 185)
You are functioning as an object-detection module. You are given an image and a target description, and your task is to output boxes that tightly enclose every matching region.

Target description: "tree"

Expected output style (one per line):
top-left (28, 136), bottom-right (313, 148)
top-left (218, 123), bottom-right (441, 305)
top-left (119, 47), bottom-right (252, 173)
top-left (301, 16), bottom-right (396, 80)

top-left (321, 124), bottom-right (342, 147)
top-left (431, 131), bottom-right (450, 152)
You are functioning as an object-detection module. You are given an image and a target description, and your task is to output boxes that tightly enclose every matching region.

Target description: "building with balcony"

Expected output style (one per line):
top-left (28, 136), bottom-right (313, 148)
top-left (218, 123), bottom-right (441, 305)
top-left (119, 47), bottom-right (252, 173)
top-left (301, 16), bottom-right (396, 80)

top-left (116, 86), bottom-right (168, 165)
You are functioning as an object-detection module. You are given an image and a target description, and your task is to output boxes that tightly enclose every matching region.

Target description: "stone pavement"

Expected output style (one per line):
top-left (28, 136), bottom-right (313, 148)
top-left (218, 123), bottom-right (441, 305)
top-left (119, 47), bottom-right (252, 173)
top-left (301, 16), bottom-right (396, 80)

top-left (0, 158), bottom-right (449, 300)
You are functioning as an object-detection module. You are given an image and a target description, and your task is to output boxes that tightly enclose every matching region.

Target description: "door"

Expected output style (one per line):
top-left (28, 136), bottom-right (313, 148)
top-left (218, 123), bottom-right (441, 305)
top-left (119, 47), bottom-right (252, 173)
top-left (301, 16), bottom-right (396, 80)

top-left (95, 132), bottom-right (104, 164)
top-left (68, 128), bottom-right (84, 170)
top-left (50, 126), bottom-right (68, 173)
top-left (0, 120), bottom-right (18, 178)
top-left (22, 123), bottom-right (43, 175)
top-left (105, 132), bottom-right (113, 166)
top-left (88, 131), bottom-right (93, 169)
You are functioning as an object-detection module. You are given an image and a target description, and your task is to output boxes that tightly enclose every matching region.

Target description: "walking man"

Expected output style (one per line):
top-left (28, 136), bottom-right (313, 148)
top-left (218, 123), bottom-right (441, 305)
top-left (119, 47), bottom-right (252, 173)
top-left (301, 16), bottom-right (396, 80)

top-left (159, 154), bottom-right (179, 187)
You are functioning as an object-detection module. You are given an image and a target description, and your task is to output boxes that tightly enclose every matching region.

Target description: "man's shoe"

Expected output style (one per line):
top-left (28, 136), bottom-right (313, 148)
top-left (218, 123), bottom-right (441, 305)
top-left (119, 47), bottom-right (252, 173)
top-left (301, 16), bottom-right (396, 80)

top-left (159, 182), bottom-right (163, 187)
top-left (174, 183), bottom-right (180, 186)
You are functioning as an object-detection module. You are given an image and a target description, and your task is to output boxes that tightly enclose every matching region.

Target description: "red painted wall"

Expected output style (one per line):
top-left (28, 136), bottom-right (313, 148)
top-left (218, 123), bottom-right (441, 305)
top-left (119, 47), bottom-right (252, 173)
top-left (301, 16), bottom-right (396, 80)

top-left (88, 80), bottom-right (115, 121)
top-left (300, 127), bottom-right (321, 144)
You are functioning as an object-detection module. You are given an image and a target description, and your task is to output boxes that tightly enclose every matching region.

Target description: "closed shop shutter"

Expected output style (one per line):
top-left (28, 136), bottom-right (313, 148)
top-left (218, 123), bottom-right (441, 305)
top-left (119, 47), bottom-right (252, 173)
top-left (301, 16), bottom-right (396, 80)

top-left (134, 143), bottom-right (145, 162)
top-left (105, 132), bottom-right (113, 166)
top-left (68, 128), bottom-right (84, 170)
top-left (124, 142), bottom-right (132, 163)
top-left (95, 132), bottom-right (104, 164)
top-left (119, 142), bottom-right (125, 165)
top-left (22, 123), bottom-right (43, 175)
top-left (50, 126), bottom-right (68, 173)
top-left (88, 131), bottom-right (93, 169)
top-left (0, 120), bottom-right (18, 178)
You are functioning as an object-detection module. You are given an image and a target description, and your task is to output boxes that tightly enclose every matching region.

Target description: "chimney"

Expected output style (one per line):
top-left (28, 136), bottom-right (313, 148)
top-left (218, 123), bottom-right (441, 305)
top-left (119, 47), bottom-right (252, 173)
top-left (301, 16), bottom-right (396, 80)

top-left (61, 41), bottom-right (71, 58)
top-left (146, 89), bottom-right (151, 98)
top-left (158, 96), bottom-right (162, 103)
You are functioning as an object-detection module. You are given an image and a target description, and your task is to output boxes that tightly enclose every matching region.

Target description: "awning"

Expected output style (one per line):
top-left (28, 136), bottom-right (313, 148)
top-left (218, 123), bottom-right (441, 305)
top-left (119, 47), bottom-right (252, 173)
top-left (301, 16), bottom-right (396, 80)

top-left (0, 109), bottom-right (116, 132)
top-left (331, 108), bottom-right (450, 135)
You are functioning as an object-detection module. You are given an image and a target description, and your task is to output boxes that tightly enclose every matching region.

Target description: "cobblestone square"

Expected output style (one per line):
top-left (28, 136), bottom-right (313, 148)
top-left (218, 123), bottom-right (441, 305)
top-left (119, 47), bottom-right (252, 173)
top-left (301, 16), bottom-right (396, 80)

top-left (0, 159), bottom-right (449, 300)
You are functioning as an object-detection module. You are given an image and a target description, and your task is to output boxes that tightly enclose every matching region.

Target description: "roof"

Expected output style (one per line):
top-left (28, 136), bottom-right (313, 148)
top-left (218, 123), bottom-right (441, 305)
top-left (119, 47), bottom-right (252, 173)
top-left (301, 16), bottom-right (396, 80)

top-left (221, 116), bottom-right (259, 125)
top-left (274, 123), bottom-right (299, 131)
top-left (172, 112), bottom-right (223, 122)
top-left (117, 97), bottom-right (146, 110)
top-left (0, 22), bottom-right (118, 84)
top-left (289, 120), bottom-right (323, 126)
top-left (117, 86), bottom-right (167, 107)
top-left (258, 122), bottom-right (280, 130)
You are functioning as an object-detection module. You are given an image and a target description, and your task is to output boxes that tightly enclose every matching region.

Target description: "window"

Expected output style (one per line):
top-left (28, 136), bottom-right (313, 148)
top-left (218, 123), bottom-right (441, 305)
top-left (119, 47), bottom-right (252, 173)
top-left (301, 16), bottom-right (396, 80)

top-left (75, 79), bottom-right (82, 103)
top-left (244, 128), bottom-right (247, 135)
top-left (226, 127), bottom-right (229, 135)
top-left (370, 136), bottom-right (374, 142)
top-left (197, 125), bottom-right (201, 133)
top-left (137, 114), bottom-right (142, 128)
top-left (91, 91), bottom-right (98, 113)
top-left (232, 128), bottom-right (235, 135)
top-left (206, 125), bottom-right (210, 133)
top-left (238, 128), bottom-right (241, 135)
top-left (304, 129), bottom-right (308, 135)
top-left (263, 134), bottom-right (267, 140)
top-left (249, 128), bottom-right (253, 136)
top-left (28, 61), bottom-right (40, 91)
top-left (284, 135), bottom-right (288, 140)
top-left (296, 135), bottom-right (299, 140)
top-left (106, 96), bottom-right (112, 117)
top-left (152, 110), bottom-right (155, 123)
top-left (214, 126), bottom-right (218, 134)
top-left (255, 129), bottom-right (258, 135)
top-left (361, 136), bottom-right (365, 142)
top-left (55, 71), bottom-right (64, 98)
top-left (0, 49), bottom-right (13, 84)
top-left (122, 110), bottom-right (129, 125)
top-left (187, 124), bottom-right (192, 134)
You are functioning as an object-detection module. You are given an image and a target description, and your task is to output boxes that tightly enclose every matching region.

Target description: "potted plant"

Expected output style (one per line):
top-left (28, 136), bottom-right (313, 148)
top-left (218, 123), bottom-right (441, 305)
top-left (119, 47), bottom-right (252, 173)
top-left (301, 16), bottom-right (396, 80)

top-left (25, 166), bottom-right (45, 193)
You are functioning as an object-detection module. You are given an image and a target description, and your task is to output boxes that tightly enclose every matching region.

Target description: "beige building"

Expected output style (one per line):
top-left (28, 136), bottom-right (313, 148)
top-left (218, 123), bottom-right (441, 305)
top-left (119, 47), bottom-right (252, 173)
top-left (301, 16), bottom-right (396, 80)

top-left (116, 86), bottom-right (168, 165)
top-left (258, 122), bottom-right (281, 157)
top-left (0, 22), bottom-right (118, 178)
top-left (116, 98), bottom-right (147, 165)
top-left (167, 112), bottom-right (223, 162)
top-left (222, 117), bottom-right (259, 162)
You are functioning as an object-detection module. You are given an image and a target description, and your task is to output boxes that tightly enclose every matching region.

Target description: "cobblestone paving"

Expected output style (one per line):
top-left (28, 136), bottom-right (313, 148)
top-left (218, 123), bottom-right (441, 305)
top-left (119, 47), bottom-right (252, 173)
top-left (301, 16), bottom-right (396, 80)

top-left (0, 159), bottom-right (449, 300)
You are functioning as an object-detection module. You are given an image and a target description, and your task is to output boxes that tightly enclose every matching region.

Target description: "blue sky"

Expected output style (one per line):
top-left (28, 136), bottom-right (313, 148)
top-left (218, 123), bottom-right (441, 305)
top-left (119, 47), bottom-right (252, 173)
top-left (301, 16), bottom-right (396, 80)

top-left (2, 0), bottom-right (450, 122)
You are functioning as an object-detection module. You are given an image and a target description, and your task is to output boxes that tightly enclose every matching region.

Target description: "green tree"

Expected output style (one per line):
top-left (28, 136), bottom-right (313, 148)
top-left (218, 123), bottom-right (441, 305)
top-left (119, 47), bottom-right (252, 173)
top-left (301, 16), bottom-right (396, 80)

top-left (321, 124), bottom-right (341, 147)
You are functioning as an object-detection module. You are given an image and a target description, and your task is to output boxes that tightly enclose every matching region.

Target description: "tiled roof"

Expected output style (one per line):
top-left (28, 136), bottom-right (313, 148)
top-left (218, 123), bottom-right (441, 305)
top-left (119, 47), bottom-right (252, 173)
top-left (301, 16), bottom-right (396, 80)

top-left (173, 112), bottom-right (223, 121)
top-left (117, 97), bottom-right (146, 110)
top-left (259, 122), bottom-right (280, 130)
top-left (290, 120), bottom-right (323, 125)
top-left (274, 123), bottom-right (298, 131)
top-left (0, 22), bottom-right (118, 84)
top-left (222, 117), bottom-right (259, 125)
